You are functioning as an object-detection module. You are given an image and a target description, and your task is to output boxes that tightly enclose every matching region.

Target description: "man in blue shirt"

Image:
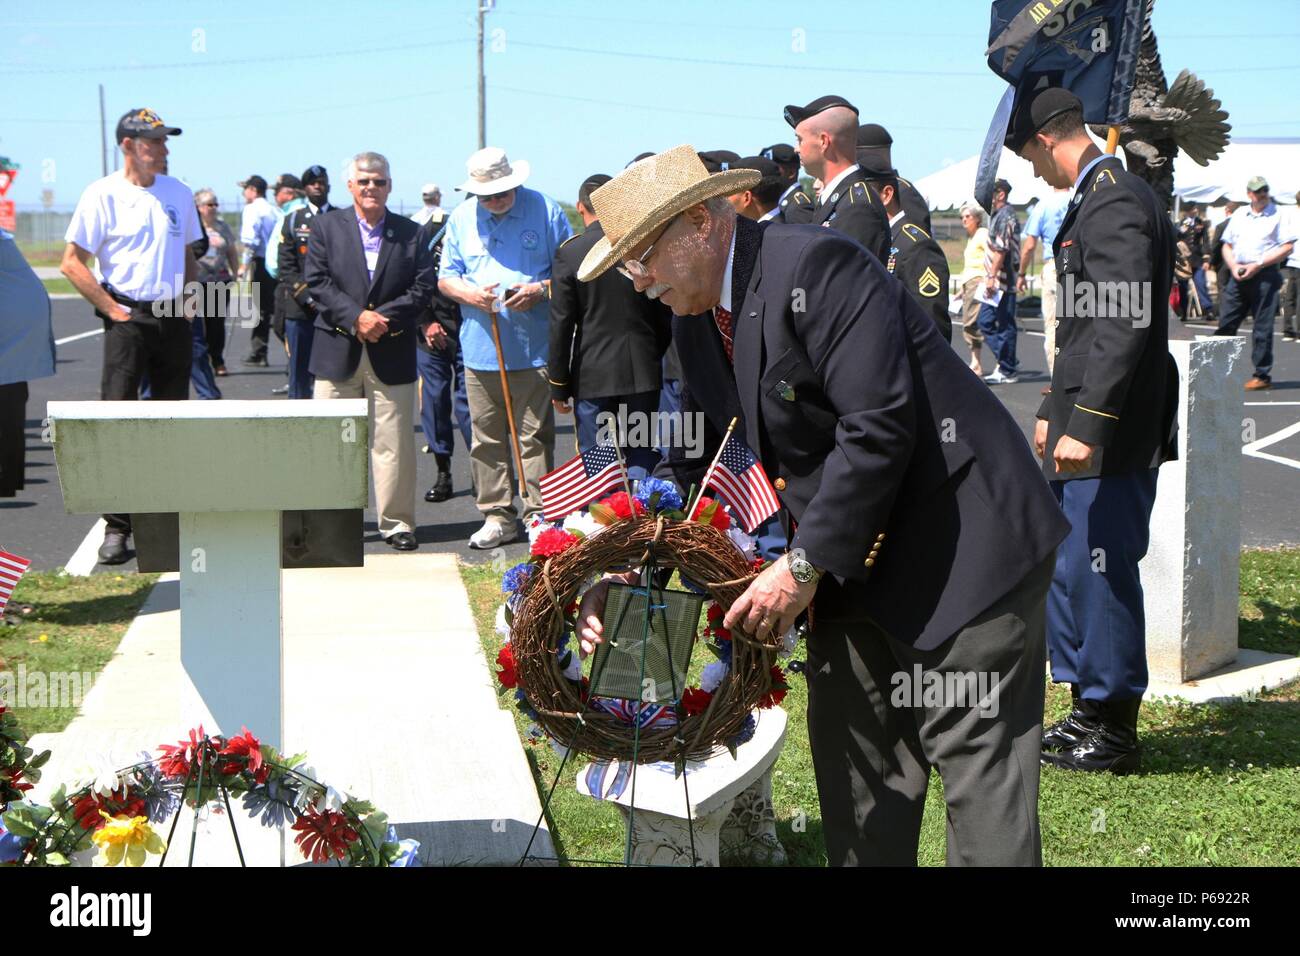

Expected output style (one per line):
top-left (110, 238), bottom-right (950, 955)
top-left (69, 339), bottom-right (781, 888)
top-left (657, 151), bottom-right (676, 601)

top-left (1018, 185), bottom-right (1071, 381)
top-left (438, 147), bottom-right (572, 548)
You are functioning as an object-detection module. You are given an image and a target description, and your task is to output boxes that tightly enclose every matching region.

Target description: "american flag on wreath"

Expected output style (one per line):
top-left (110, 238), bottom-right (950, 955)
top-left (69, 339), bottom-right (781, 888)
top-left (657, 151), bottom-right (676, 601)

top-left (0, 550), bottom-right (32, 616)
top-left (590, 696), bottom-right (677, 730)
top-left (539, 440), bottom-right (624, 521)
top-left (709, 436), bottom-right (781, 534)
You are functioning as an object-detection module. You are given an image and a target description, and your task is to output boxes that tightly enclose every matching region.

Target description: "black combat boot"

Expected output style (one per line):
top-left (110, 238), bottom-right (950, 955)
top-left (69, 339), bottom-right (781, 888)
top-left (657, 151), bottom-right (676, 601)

top-left (1043, 697), bottom-right (1142, 775)
top-left (1041, 684), bottom-right (1103, 754)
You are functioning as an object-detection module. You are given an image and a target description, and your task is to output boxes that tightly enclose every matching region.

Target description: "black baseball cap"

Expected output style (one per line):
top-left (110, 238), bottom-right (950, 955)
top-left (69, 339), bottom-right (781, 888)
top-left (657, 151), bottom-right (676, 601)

top-left (994, 178), bottom-right (1013, 197)
top-left (238, 174), bottom-right (268, 191)
top-left (1005, 87), bottom-right (1083, 152)
top-left (783, 95), bottom-right (858, 128)
top-left (115, 108), bottom-right (182, 143)
top-left (761, 143), bottom-right (798, 166)
top-left (698, 150), bottom-right (741, 174)
top-left (301, 165), bottom-right (329, 186)
top-left (273, 173), bottom-right (302, 192)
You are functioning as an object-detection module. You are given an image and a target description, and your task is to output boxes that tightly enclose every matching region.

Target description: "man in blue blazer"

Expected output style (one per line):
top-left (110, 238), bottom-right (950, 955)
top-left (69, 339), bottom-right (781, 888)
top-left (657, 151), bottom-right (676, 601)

top-left (577, 146), bottom-right (1070, 866)
top-left (305, 151), bottom-right (436, 551)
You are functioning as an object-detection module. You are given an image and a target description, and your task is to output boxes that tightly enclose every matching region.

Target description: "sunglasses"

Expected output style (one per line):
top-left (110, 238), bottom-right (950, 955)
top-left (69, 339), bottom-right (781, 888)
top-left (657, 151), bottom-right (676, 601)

top-left (355, 178), bottom-right (389, 187)
top-left (481, 190), bottom-right (513, 202)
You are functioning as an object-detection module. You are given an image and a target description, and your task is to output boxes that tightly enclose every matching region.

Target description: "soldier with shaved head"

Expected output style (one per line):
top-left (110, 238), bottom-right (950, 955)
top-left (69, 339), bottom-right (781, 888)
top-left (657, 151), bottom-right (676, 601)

top-left (783, 95), bottom-right (890, 264)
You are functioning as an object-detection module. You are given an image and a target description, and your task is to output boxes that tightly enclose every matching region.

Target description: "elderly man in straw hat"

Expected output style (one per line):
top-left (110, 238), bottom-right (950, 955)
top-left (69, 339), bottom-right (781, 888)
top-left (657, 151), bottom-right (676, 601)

top-left (576, 146), bottom-right (1071, 866)
top-left (439, 147), bottom-right (572, 549)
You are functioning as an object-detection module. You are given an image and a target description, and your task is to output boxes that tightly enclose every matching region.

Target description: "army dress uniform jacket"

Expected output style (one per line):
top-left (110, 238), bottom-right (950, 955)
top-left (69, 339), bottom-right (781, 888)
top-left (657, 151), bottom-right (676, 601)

top-left (888, 215), bottom-right (952, 342)
top-left (777, 182), bottom-right (815, 224)
top-left (548, 221), bottom-right (669, 401)
top-left (809, 167), bottom-right (891, 265)
top-left (673, 216), bottom-right (1069, 650)
top-left (415, 210), bottom-right (466, 352)
top-left (304, 207), bottom-right (435, 386)
top-left (277, 201), bottom-right (335, 321)
top-left (1037, 156), bottom-right (1179, 482)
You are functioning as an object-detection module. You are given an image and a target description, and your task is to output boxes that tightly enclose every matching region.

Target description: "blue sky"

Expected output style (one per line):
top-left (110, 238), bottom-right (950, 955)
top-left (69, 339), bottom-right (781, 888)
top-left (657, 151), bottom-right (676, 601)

top-left (3, 0), bottom-right (1297, 213)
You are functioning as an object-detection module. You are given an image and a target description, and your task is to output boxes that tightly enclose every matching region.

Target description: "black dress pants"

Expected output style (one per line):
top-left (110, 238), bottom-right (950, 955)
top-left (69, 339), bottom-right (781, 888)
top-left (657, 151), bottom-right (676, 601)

top-left (0, 381), bottom-right (27, 497)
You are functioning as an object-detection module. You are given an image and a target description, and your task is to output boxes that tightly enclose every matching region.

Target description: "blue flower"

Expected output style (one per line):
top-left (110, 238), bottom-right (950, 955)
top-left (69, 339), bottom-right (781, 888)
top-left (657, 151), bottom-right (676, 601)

top-left (0, 824), bottom-right (28, 864)
top-left (242, 774), bottom-right (301, 829)
top-left (132, 756), bottom-right (181, 824)
top-left (502, 563), bottom-right (535, 596)
top-left (727, 714), bottom-right (756, 748)
top-left (635, 477), bottom-right (683, 513)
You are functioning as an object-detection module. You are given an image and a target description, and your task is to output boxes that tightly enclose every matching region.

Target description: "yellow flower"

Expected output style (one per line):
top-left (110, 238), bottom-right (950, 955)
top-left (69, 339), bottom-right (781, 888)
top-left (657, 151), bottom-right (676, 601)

top-left (90, 812), bottom-right (167, 867)
top-left (38, 634), bottom-right (49, 643)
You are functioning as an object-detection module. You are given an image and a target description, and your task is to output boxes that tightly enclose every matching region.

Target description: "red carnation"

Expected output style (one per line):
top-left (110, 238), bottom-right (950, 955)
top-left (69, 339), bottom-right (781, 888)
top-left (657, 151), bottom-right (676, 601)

top-left (680, 687), bottom-right (713, 717)
top-left (706, 602), bottom-right (723, 623)
top-left (759, 665), bottom-right (788, 709)
top-left (751, 557), bottom-right (766, 573)
top-left (600, 492), bottom-right (645, 521)
top-left (712, 626), bottom-right (732, 643)
top-left (72, 787), bottom-right (147, 831)
top-left (219, 727), bottom-right (268, 784)
top-left (496, 644), bottom-right (518, 688)
top-left (292, 807), bottom-right (360, 863)
top-left (691, 496), bottom-right (731, 530)
top-left (158, 726), bottom-right (215, 779)
top-left (531, 527), bottom-right (580, 558)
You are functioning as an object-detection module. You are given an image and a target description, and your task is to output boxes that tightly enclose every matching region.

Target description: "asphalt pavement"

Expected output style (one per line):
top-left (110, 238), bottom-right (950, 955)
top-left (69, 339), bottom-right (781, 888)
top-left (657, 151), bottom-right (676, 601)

top-left (6, 295), bottom-right (1299, 573)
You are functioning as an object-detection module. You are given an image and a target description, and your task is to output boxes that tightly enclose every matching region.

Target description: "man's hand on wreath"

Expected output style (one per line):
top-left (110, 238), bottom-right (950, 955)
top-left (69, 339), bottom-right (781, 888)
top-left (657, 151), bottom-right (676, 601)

top-left (724, 559), bottom-right (816, 647)
top-left (577, 570), bottom-right (641, 659)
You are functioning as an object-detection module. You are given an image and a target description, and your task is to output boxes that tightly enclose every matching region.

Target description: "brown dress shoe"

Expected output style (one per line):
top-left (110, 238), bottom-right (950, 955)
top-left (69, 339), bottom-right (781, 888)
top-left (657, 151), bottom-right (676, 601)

top-left (1244, 377), bottom-right (1272, 391)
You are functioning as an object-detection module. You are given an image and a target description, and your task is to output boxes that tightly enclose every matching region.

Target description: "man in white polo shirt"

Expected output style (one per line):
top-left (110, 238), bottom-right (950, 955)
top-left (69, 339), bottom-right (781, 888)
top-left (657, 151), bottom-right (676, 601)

top-left (1214, 175), bottom-right (1297, 391)
top-left (60, 107), bottom-right (201, 564)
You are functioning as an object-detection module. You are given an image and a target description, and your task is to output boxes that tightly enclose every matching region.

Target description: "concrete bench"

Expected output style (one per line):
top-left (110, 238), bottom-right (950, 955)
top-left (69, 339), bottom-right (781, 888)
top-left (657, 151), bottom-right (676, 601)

top-left (575, 707), bottom-right (787, 866)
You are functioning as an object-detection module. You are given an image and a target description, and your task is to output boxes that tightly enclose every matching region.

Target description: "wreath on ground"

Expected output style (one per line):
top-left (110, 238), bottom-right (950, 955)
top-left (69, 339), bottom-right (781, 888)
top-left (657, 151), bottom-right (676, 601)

top-left (495, 478), bottom-right (793, 764)
top-left (0, 714), bottom-right (418, 867)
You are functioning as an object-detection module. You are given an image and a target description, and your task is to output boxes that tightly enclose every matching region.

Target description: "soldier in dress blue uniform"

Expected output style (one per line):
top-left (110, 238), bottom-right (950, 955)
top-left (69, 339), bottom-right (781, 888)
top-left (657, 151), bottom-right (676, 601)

top-left (1010, 88), bottom-right (1179, 775)
top-left (857, 123), bottom-right (932, 234)
top-left (863, 168), bottom-right (952, 342)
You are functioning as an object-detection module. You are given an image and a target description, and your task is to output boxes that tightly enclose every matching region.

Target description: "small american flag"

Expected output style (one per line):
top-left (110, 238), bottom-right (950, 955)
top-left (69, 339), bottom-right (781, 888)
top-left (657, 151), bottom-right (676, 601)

top-left (590, 696), bottom-right (677, 730)
top-left (709, 436), bottom-right (781, 533)
top-left (539, 441), bottom-right (625, 521)
top-left (0, 550), bottom-right (32, 616)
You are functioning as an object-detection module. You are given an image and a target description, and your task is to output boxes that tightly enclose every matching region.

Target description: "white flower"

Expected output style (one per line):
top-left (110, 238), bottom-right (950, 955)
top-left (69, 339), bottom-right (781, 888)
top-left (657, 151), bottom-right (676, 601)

top-left (700, 661), bottom-right (729, 693)
top-left (725, 526), bottom-right (757, 560)
top-left (494, 604), bottom-right (511, 639)
top-left (316, 785), bottom-right (347, 814)
top-left (562, 510), bottom-right (603, 538)
top-left (74, 754), bottom-right (126, 798)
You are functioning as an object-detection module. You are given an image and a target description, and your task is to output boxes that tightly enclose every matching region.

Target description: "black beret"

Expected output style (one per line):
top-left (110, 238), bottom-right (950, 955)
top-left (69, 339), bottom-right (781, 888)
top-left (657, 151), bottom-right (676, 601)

top-left (856, 123), bottom-right (893, 149)
top-left (783, 95), bottom-right (858, 128)
top-left (761, 143), bottom-right (798, 165)
top-left (1005, 87), bottom-right (1083, 152)
top-left (273, 173), bottom-right (302, 192)
top-left (698, 149), bottom-right (742, 173)
top-left (731, 156), bottom-right (784, 188)
top-left (300, 164), bottom-right (329, 185)
top-left (625, 151), bottom-right (655, 168)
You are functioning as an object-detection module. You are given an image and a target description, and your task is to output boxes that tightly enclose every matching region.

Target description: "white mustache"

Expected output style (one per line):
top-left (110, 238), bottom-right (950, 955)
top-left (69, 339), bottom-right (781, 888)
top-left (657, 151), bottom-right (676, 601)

top-left (645, 283), bottom-right (671, 300)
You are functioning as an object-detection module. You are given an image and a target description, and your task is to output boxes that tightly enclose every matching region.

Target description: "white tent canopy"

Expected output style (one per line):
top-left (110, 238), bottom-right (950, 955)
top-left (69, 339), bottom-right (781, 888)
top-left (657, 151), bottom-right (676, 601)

top-left (913, 137), bottom-right (1300, 213)
top-left (1173, 138), bottom-right (1300, 206)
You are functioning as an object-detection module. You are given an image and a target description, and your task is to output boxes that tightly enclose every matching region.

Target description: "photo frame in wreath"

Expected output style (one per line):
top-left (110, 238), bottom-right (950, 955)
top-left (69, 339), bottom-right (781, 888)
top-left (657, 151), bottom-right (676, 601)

top-left (591, 582), bottom-right (704, 704)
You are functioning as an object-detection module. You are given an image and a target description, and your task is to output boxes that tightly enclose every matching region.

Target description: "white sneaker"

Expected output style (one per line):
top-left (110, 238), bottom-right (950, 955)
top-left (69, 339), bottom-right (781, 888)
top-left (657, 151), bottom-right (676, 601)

top-left (984, 370), bottom-right (1019, 385)
top-left (469, 520), bottom-right (519, 550)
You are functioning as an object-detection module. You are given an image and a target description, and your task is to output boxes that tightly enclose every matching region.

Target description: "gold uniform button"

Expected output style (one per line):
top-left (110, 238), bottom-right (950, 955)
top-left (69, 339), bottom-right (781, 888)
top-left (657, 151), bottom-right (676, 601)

top-left (876, 533), bottom-right (886, 542)
top-left (865, 557), bottom-right (875, 567)
top-left (869, 549), bottom-right (879, 558)
top-left (774, 478), bottom-right (786, 491)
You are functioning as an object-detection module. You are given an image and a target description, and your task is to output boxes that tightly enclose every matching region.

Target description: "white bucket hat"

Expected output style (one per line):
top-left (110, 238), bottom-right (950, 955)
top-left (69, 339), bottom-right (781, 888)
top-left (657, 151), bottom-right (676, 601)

top-left (456, 147), bottom-right (531, 195)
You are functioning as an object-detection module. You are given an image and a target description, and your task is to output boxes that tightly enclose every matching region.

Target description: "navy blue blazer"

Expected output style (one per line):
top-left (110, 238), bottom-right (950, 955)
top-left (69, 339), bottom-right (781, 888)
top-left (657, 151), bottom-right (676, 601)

top-left (304, 207), bottom-right (435, 386)
top-left (674, 216), bottom-right (1070, 650)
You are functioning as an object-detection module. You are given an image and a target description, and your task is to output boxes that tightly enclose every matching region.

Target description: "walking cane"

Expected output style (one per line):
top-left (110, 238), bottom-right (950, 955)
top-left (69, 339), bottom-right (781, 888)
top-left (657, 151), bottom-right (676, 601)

top-left (489, 307), bottom-right (529, 500)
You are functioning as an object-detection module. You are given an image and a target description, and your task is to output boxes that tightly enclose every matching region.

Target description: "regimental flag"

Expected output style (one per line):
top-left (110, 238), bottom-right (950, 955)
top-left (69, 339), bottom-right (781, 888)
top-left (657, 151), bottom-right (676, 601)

top-left (976, 0), bottom-right (1146, 211)
top-left (0, 550), bottom-right (32, 615)
top-left (539, 441), bottom-right (624, 521)
top-left (709, 436), bottom-right (781, 534)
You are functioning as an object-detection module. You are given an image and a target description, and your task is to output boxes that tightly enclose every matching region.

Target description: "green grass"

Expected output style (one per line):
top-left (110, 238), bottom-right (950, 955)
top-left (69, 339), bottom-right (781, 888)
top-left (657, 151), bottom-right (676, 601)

top-left (1, 571), bottom-right (159, 735)
top-left (462, 548), bottom-right (1300, 866)
top-left (42, 278), bottom-right (76, 296)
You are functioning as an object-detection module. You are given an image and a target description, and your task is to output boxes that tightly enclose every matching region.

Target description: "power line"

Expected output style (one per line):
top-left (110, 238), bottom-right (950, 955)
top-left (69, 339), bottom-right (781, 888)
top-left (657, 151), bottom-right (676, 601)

top-left (0, 36), bottom-right (472, 74)
top-left (493, 9), bottom-right (971, 38)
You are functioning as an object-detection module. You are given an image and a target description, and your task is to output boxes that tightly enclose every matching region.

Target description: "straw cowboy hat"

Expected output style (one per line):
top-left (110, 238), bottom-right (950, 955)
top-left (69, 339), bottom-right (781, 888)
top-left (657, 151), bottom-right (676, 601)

top-left (577, 144), bottom-right (760, 282)
top-left (456, 146), bottom-right (531, 195)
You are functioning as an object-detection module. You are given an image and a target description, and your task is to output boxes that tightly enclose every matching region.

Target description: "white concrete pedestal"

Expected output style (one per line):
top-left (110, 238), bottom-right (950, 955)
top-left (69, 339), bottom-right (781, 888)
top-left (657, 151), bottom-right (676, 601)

top-left (1140, 339), bottom-right (1246, 686)
top-left (576, 708), bottom-right (788, 866)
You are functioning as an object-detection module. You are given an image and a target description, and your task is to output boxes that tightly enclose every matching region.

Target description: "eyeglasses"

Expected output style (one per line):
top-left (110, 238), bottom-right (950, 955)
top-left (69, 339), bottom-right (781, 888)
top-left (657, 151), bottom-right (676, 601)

top-left (201, 202), bottom-right (218, 207)
top-left (617, 216), bottom-right (677, 281)
top-left (355, 178), bottom-right (389, 187)
top-left (481, 190), bottom-right (513, 202)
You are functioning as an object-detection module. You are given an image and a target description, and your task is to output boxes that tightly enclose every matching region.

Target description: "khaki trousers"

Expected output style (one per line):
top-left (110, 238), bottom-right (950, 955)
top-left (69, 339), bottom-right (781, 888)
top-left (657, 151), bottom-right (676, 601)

top-left (960, 277), bottom-right (985, 356)
top-left (313, 349), bottom-right (416, 537)
top-left (465, 366), bottom-right (555, 525)
top-left (1041, 257), bottom-right (1058, 375)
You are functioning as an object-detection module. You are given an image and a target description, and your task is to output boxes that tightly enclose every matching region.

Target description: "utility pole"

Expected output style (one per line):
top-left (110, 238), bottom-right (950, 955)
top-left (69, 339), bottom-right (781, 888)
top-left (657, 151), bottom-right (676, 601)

top-left (98, 84), bottom-right (108, 177)
top-left (477, 0), bottom-right (494, 149)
